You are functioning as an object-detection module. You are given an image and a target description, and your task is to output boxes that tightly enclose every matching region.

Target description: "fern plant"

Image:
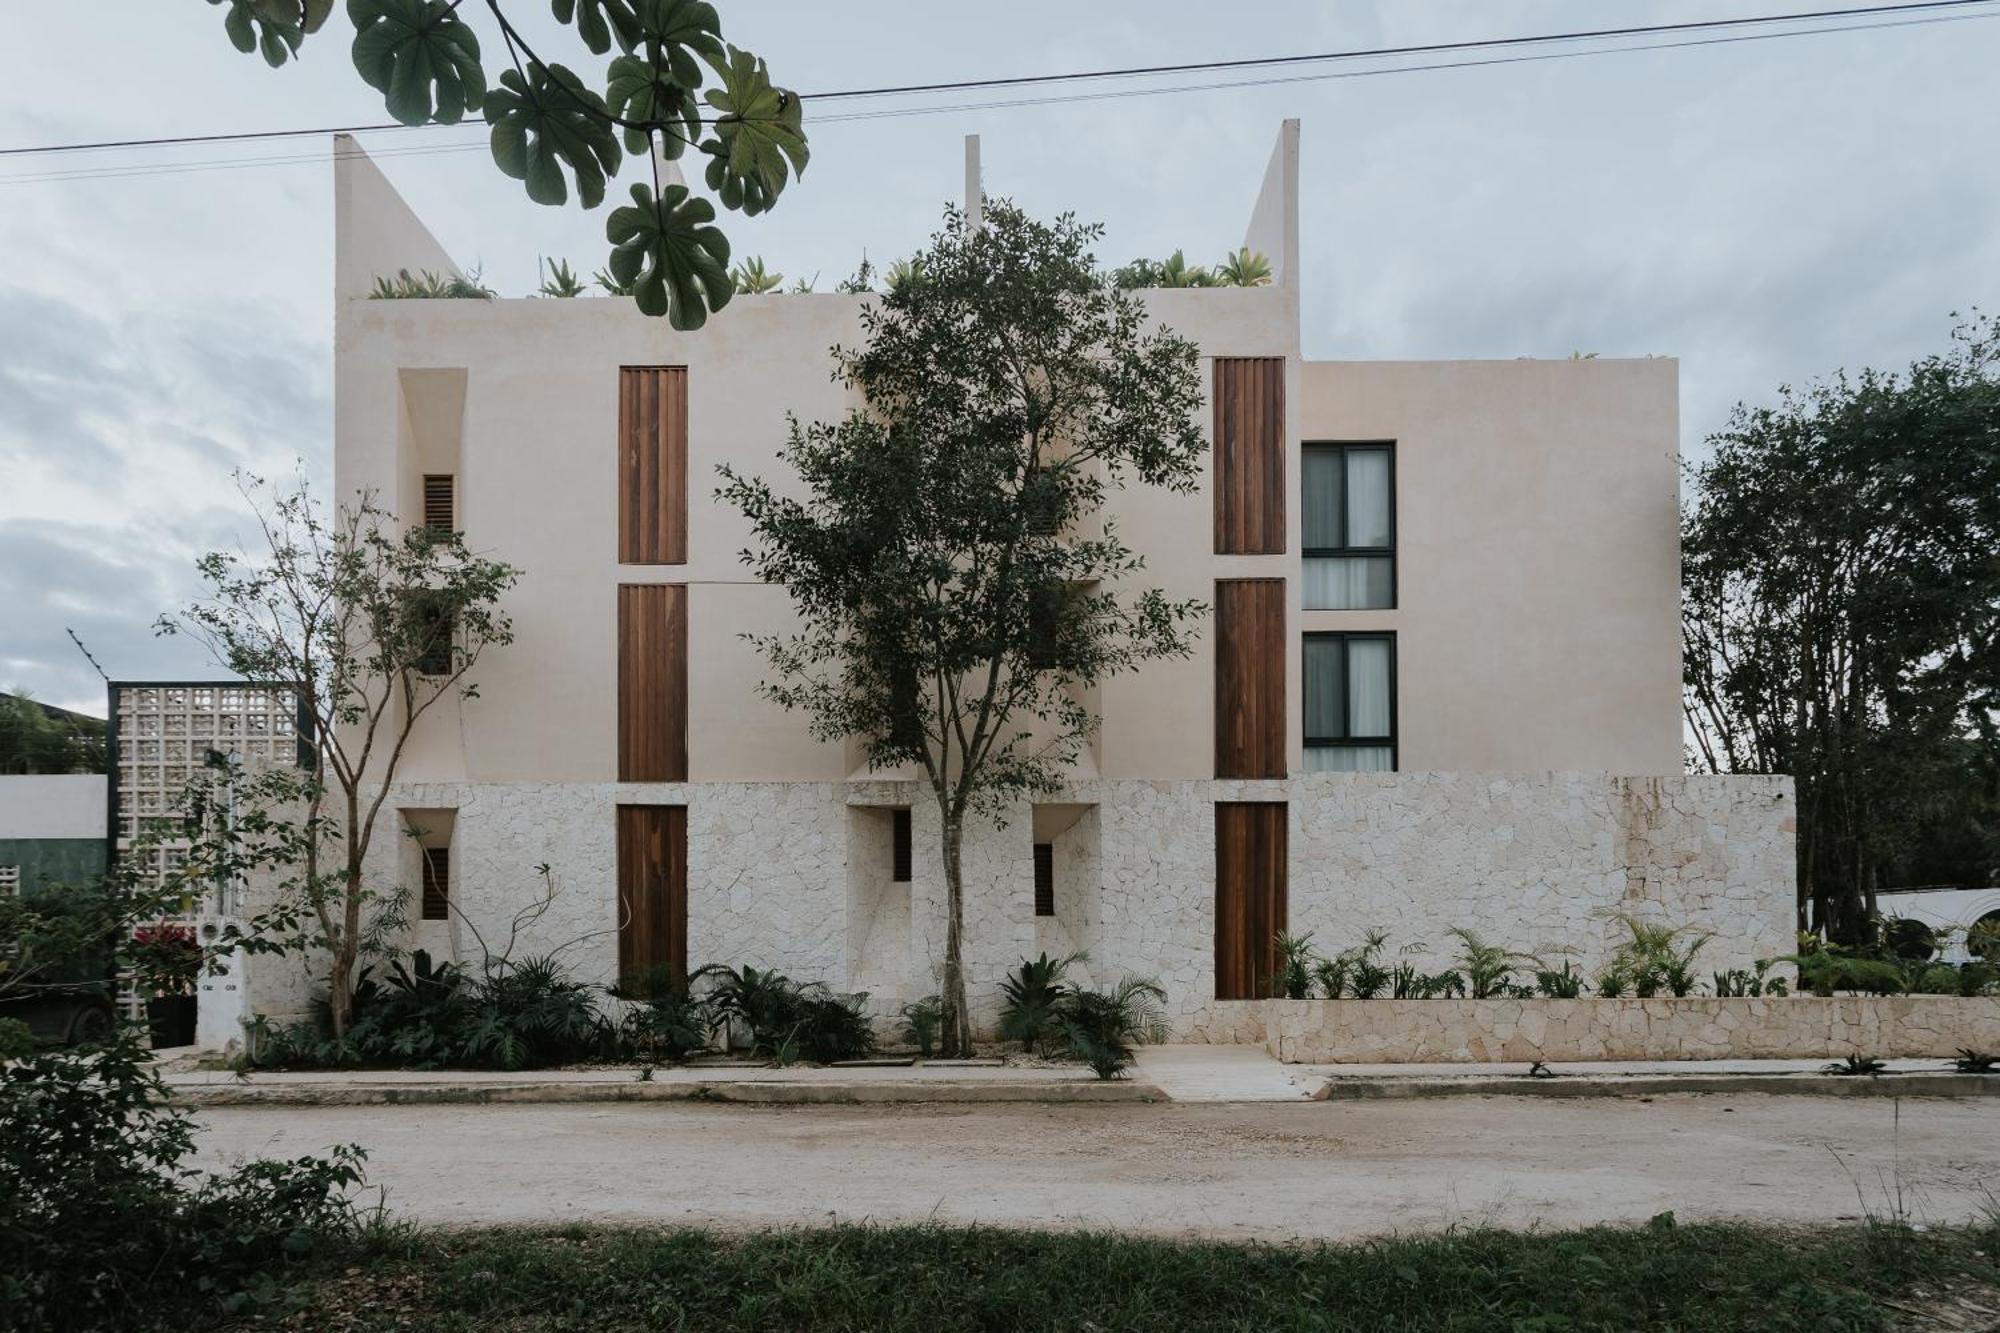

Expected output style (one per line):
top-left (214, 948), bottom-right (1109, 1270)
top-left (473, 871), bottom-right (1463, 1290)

top-left (999, 952), bottom-right (1086, 1052)
top-left (1447, 927), bottom-right (1527, 999)
top-left (1055, 976), bottom-right (1167, 1079)
top-left (898, 995), bottom-right (944, 1057)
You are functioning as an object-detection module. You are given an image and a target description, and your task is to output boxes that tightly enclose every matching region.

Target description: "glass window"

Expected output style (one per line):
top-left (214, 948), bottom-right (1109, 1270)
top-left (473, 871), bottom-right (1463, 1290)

top-left (1302, 443), bottom-right (1394, 610)
top-left (1303, 632), bottom-right (1396, 771)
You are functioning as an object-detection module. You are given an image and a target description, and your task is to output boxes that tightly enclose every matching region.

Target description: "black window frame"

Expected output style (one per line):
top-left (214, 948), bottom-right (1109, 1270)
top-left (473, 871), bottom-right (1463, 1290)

top-left (1032, 842), bottom-right (1055, 917)
top-left (891, 808), bottom-right (912, 883)
top-left (1302, 631), bottom-right (1398, 770)
top-left (1301, 440), bottom-right (1396, 610)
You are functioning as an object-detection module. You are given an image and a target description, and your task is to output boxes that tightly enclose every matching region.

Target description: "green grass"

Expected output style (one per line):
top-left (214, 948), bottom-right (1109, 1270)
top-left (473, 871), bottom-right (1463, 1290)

top-left (219, 1216), bottom-right (2000, 1331)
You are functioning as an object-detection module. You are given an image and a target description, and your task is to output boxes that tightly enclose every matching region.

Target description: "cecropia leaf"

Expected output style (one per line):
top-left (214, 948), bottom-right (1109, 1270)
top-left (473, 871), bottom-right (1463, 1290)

top-left (348, 0), bottom-right (486, 125)
top-left (605, 54), bottom-right (702, 157)
top-left (484, 64), bottom-right (623, 208)
top-left (605, 182), bottom-right (734, 328)
top-left (632, 0), bottom-right (723, 90)
top-left (701, 43), bottom-right (808, 217)
top-left (211, 0), bottom-right (303, 68)
top-left (552, 0), bottom-right (641, 55)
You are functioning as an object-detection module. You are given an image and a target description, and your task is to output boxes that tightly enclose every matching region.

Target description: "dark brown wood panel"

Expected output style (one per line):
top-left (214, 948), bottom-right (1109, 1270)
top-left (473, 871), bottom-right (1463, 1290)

top-left (1214, 578), bottom-right (1286, 779)
top-left (617, 804), bottom-right (687, 990)
top-left (1212, 356), bottom-right (1286, 554)
top-left (618, 366), bottom-right (688, 564)
top-left (618, 583), bottom-right (688, 782)
top-left (1214, 801), bottom-right (1287, 1001)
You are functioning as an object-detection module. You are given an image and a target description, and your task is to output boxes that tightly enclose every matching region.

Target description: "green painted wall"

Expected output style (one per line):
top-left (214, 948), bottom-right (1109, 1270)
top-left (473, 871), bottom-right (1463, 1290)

top-left (0, 838), bottom-right (107, 896)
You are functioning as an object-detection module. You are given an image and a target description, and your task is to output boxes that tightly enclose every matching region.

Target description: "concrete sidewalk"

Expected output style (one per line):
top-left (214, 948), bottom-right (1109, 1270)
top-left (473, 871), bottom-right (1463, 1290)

top-left (161, 1045), bottom-right (2000, 1107)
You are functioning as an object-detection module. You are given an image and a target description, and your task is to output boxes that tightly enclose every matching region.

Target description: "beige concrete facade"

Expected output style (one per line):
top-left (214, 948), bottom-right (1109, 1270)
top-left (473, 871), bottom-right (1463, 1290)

top-left (316, 122), bottom-right (1782, 1037)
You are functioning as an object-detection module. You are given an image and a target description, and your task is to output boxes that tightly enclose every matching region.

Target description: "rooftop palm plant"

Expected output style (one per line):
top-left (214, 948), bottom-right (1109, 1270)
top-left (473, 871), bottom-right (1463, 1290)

top-left (537, 258), bottom-right (587, 297)
top-left (1216, 247), bottom-right (1272, 287)
top-left (1156, 249), bottom-right (1216, 288)
top-left (731, 255), bottom-right (784, 295)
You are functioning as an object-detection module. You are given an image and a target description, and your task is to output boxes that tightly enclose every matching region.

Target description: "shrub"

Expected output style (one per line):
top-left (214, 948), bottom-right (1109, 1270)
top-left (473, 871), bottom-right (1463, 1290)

top-left (1783, 939), bottom-right (1908, 997)
top-left (1054, 976), bottom-right (1167, 1079)
top-left (1602, 915), bottom-right (1713, 997)
top-left (1447, 927), bottom-right (1527, 999)
top-left (1270, 933), bottom-right (1317, 1000)
top-left (999, 952), bottom-right (1086, 1051)
top-left (1, 1032), bottom-right (366, 1328)
top-left (368, 266), bottom-right (495, 299)
top-left (1311, 956), bottom-right (1348, 1000)
top-left (1713, 959), bottom-right (1788, 998)
top-left (1343, 929), bottom-right (1392, 999)
top-left (696, 965), bottom-right (874, 1063)
top-left (898, 995), bottom-right (944, 1058)
top-left (1534, 959), bottom-right (1588, 998)
top-left (612, 967), bottom-right (713, 1065)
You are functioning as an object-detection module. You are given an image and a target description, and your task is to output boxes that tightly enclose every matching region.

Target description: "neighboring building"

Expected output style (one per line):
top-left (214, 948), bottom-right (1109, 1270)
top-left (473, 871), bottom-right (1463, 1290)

top-left (322, 123), bottom-right (1794, 1035)
top-left (1874, 887), bottom-right (2000, 962)
top-left (0, 774), bottom-right (106, 897)
top-left (107, 681), bottom-right (310, 1046)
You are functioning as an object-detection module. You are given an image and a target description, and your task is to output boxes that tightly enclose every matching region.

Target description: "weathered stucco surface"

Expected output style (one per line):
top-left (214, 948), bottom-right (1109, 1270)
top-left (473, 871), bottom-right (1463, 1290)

top-left (234, 771), bottom-right (1795, 1041)
top-left (1258, 996), bottom-right (2000, 1063)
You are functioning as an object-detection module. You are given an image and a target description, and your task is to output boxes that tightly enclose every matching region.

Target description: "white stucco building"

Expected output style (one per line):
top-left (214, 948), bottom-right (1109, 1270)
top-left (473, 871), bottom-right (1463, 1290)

top-left (314, 122), bottom-right (1794, 1036)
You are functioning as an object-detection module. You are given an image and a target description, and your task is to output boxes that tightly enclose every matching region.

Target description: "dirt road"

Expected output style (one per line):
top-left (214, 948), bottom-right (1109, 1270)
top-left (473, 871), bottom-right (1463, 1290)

top-left (193, 1094), bottom-right (1997, 1241)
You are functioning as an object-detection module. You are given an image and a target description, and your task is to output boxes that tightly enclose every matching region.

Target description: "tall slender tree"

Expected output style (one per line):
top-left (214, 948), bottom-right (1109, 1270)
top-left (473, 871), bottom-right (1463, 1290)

top-left (161, 474), bottom-right (519, 1037)
top-left (1683, 313), bottom-right (2000, 939)
top-left (720, 203), bottom-right (1207, 1054)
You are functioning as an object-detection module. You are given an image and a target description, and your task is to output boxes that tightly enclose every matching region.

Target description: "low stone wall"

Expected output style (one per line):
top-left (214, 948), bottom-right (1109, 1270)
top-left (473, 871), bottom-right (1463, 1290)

top-left (1256, 997), bottom-right (2000, 1063)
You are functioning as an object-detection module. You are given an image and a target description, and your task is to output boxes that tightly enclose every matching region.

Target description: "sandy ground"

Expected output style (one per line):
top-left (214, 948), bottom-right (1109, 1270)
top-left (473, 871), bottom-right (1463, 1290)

top-left (191, 1093), bottom-right (2000, 1242)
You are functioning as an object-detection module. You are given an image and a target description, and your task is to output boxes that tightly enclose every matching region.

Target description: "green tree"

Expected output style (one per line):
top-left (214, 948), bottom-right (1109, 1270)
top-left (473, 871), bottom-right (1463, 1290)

top-left (1683, 313), bottom-right (2000, 939)
top-left (159, 474), bottom-right (520, 1038)
top-left (719, 203), bottom-right (1207, 1054)
top-left (202, 0), bottom-right (806, 328)
top-left (0, 692), bottom-right (106, 775)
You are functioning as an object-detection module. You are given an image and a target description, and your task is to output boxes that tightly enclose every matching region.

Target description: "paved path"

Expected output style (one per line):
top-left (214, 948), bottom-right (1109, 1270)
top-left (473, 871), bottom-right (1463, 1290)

top-left (1132, 1044), bottom-right (1323, 1101)
top-left (192, 1092), bottom-right (1999, 1241)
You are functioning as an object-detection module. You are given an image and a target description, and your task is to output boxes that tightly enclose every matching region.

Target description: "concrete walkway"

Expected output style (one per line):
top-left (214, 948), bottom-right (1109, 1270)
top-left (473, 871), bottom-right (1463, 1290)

top-left (160, 1047), bottom-right (2000, 1106)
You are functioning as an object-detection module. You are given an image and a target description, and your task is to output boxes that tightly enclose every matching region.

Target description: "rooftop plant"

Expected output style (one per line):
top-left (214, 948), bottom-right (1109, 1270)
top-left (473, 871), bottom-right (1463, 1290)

top-left (368, 266), bottom-right (496, 299)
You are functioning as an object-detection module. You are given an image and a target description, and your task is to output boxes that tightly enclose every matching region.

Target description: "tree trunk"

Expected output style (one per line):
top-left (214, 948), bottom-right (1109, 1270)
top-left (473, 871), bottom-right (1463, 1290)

top-left (939, 812), bottom-right (973, 1057)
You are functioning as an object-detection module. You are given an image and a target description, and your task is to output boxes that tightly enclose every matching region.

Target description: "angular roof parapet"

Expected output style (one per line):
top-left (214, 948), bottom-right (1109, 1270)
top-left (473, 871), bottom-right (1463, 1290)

top-left (333, 133), bottom-right (463, 300)
top-left (964, 133), bottom-right (983, 230)
top-left (1242, 119), bottom-right (1300, 292)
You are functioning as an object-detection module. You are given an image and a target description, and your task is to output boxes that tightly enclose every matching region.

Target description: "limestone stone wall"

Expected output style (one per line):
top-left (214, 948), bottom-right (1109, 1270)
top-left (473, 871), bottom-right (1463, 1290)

top-left (245, 771), bottom-right (1793, 1041)
top-left (1258, 996), bottom-right (2000, 1063)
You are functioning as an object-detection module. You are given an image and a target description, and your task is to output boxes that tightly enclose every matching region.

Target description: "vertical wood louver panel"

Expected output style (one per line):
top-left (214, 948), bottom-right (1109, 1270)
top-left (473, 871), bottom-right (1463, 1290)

top-left (1212, 357), bottom-right (1286, 554)
top-left (618, 583), bottom-right (688, 781)
top-left (1214, 801), bottom-right (1287, 1000)
top-left (618, 366), bottom-right (688, 564)
top-left (1214, 578), bottom-right (1286, 779)
top-left (422, 474), bottom-right (455, 532)
top-left (617, 803), bottom-right (687, 989)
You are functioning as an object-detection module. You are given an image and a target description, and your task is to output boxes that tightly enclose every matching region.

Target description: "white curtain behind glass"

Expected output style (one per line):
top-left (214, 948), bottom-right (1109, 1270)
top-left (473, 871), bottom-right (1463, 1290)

top-left (1302, 448), bottom-right (1342, 547)
top-left (1346, 638), bottom-right (1392, 737)
top-left (1345, 449), bottom-right (1391, 547)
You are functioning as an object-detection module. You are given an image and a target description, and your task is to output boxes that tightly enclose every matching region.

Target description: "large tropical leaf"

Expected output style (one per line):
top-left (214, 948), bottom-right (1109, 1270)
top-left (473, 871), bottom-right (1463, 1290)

top-left (605, 182), bottom-right (734, 328)
top-left (348, 0), bottom-right (486, 125)
top-left (552, 0), bottom-right (640, 55)
top-left (605, 54), bottom-right (701, 157)
top-left (210, 0), bottom-right (303, 68)
top-left (633, 0), bottom-right (723, 89)
top-left (484, 64), bottom-right (623, 208)
top-left (250, 0), bottom-right (334, 30)
top-left (701, 44), bottom-right (808, 217)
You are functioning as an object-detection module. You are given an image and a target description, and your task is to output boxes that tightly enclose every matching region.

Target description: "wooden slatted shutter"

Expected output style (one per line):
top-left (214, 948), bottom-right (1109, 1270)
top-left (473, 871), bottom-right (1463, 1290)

top-left (1212, 357), bottom-right (1286, 554)
top-left (420, 846), bottom-right (450, 920)
top-left (1214, 578), bottom-right (1286, 778)
top-left (617, 804), bottom-right (687, 990)
top-left (1033, 843), bottom-right (1055, 917)
top-left (1214, 801), bottom-right (1287, 1000)
top-left (618, 366), bottom-right (688, 564)
top-left (422, 474), bottom-right (455, 532)
top-left (618, 583), bottom-right (688, 781)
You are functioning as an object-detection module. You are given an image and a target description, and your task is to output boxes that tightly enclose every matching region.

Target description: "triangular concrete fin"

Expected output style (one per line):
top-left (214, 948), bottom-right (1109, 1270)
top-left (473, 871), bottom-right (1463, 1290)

top-left (334, 133), bottom-right (463, 299)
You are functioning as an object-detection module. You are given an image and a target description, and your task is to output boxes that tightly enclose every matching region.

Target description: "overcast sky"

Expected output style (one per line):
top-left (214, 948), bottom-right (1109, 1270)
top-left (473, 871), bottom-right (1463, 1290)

top-left (3, 2), bottom-right (1996, 715)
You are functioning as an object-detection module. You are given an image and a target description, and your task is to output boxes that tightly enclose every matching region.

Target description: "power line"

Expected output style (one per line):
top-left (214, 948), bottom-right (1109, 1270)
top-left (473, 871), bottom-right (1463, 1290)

top-left (1, 0), bottom-right (1993, 161)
